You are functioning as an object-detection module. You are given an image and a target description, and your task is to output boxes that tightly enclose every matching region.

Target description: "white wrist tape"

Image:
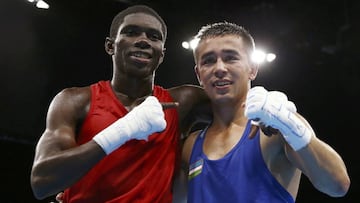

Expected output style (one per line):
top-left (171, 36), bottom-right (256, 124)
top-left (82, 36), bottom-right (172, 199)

top-left (245, 86), bottom-right (312, 151)
top-left (262, 97), bottom-right (312, 151)
top-left (93, 96), bottom-right (166, 154)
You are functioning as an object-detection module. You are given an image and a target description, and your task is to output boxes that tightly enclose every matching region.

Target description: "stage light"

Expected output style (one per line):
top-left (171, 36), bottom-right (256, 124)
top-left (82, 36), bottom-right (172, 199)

top-left (251, 49), bottom-right (266, 64)
top-left (36, 0), bottom-right (49, 9)
top-left (181, 38), bottom-right (199, 50)
top-left (182, 38), bottom-right (276, 65)
top-left (251, 49), bottom-right (276, 64)
top-left (266, 53), bottom-right (276, 62)
top-left (182, 41), bottom-right (190, 49)
top-left (26, 0), bottom-right (49, 9)
top-left (189, 38), bottom-right (199, 50)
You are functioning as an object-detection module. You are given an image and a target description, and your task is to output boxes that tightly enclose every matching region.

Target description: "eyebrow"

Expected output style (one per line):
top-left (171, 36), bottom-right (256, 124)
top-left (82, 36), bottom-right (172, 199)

top-left (121, 25), bottom-right (163, 39)
top-left (200, 51), bottom-right (215, 60)
top-left (200, 49), bottom-right (239, 60)
top-left (221, 49), bottom-right (240, 56)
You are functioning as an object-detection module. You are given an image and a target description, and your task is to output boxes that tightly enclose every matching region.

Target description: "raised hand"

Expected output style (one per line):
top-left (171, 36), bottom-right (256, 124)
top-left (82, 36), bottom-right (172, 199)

top-left (245, 86), bottom-right (312, 151)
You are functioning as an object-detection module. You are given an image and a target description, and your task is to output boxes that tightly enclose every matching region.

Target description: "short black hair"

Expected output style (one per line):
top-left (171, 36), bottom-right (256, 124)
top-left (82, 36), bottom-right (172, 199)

top-left (109, 5), bottom-right (167, 41)
top-left (194, 21), bottom-right (255, 56)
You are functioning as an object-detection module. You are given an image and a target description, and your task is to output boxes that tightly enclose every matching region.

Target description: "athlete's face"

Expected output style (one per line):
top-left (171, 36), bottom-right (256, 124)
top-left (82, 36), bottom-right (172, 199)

top-left (194, 35), bottom-right (258, 103)
top-left (111, 13), bottom-right (165, 77)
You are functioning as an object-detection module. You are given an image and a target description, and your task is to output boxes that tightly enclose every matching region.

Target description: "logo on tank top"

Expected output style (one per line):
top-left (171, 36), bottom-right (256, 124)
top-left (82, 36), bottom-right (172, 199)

top-left (188, 158), bottom-right (203, 180)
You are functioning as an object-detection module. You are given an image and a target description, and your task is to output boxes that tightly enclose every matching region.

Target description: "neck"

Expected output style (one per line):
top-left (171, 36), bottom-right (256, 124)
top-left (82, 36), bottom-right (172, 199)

top-left (211, 100), bottom-right (247, 128)
top-left (111, 73), bottom-right (154, 99)
top-left (110, 78), bottom-right (154, 110)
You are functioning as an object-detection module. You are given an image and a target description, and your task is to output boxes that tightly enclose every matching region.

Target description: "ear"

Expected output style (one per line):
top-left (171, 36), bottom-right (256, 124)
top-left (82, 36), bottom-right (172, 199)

top-left (249, 63), bottom-right (259, 81)
top-left (158, 47), bottom-right (166, 65)
top-left (105, 37), bottom-right (114, 55)
top-left (194, 65), bottom-right (202, 86)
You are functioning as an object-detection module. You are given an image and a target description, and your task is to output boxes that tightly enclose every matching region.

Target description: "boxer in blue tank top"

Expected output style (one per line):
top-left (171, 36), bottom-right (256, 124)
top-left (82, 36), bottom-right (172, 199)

top-left (187, 120), bottom-right (294, 203)
top-left (181, 22), bottom-right (350, 202)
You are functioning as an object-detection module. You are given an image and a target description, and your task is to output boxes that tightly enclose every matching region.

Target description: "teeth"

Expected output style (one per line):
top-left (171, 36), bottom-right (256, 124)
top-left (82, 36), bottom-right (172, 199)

top-left (132, 52), bottom-right (150, 59)
top-left (215, 81), bottom-right (230, 86)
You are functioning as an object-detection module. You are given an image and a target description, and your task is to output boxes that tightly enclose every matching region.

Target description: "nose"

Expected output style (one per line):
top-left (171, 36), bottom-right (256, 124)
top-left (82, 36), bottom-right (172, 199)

top-left (213, 59), bottom-right (227, 77)
top-left (134, 32), bottom-right (151, 49)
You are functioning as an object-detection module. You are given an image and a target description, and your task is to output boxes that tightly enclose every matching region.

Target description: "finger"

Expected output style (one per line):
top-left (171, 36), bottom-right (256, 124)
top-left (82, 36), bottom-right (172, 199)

top-left (161, 102), bottom-right (179, 110)
top-left (248, 124), bottom-right (259, 139)
top-left (260, 125), bottom-right (279, 136)
top-left (56, 192), bottom-right (64, 203)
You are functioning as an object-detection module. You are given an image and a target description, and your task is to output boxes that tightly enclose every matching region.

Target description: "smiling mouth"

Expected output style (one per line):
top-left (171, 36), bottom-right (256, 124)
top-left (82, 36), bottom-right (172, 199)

top-left (129, 51), bottom-right (152, 64)
top-left (131, 51), bottom-right (151, 58)
top-left (213, 81), bottom-right (232, 87)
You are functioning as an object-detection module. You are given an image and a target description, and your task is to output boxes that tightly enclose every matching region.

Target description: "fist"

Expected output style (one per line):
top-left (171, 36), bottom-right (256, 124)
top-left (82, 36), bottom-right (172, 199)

top-left (245, 86), bottom-right (296, 128)
top-left (128, 96), bottom-right (167, 140)
top-left (245, 86), bottom-right (313, 151)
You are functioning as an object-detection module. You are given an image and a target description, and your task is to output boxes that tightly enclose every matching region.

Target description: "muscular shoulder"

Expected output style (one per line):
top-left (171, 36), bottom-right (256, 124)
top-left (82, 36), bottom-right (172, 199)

top-left (53, 86), bottom-right (90, 109)
top-left (48, 86), bottom-right (91, 126)
top-left (57, 86), bottom-right (90, 99)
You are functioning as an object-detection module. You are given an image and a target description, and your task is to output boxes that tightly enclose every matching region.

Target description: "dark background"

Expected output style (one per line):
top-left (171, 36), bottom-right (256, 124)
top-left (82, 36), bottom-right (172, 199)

top-left (0, 0), bottom-right (359, 202)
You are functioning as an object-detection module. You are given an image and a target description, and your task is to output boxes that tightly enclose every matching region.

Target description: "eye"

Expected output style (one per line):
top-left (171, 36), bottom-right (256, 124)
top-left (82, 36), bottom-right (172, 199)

top-left (147, 30), bottom-right (162, 41)
top-left (201, 57), bottom-right (217, 66)
top-left (223, 54), bottom-right (238, 62)
top-left (121, 26), bottom-right (141, 37)
top-left (221, 50), bottom-right (241, 63)
top-left (124, 28), bottom-right (140, 36)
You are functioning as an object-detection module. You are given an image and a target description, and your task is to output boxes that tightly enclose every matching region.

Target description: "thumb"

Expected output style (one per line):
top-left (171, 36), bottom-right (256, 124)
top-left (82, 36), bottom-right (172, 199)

top-left (248, 124), bottom-right (259, 139)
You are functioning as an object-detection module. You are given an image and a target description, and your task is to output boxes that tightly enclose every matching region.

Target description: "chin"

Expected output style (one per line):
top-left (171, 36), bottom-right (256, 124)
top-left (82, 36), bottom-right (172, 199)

top-left (213, 95), bottom-right (233, 103)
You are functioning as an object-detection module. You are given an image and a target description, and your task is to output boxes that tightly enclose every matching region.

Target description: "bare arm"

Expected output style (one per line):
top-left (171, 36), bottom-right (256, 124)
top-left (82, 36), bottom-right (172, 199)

top-left (246, 86), bottom-right (350, 197)
top-left (182, 130), bottom-right (200, 167)
top-left (285, 114), bottom-right (350, 197)
top-left (30, 87), bottom-right (106, 200)
top-left (168, 85), bottom-right (211, 135)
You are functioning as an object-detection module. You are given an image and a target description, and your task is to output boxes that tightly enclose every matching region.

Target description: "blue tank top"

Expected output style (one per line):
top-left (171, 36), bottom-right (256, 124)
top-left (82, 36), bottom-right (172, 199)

top-left (187, 120), bottom-right (294, 203)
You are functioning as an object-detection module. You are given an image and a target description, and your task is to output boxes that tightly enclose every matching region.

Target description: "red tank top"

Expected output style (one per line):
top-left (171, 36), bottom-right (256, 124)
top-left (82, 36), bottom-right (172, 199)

top-left (63, 80), bottom-right (180, 203)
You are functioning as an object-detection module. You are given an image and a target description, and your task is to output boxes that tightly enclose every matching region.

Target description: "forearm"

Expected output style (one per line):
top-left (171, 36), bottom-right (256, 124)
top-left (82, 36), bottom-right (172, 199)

top-left (245, 86), bottom-right (350, 197)
top-left (31, 96), bottom-right (166, 199)
top-left (287, 138), bottom-right (350, 197)
top-left (31, 141), bottom-right (105, 200)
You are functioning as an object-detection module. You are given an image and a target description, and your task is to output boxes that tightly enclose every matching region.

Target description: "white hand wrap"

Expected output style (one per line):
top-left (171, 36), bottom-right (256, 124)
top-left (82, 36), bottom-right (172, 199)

top-left (93, 96), bottom-right (166, 154)
top-left (245, 86), bottom-right (312, 151)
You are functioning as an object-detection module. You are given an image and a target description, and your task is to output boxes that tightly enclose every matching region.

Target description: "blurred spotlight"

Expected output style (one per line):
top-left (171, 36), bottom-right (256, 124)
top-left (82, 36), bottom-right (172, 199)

top-left (36, 0), bottom-right (49, 9)
top-left (189, 38), bottom-right (199, 50)
top-left (27, 0), bottom-right (49, 9)
top-left (266, 53), bottom-right (276, 62)
top-left (182, 41), bottom-right (190, 49)
top-left (251, 49), bottom-right (276, 64)
top-left (252, 50), bottom-right (266, 64)
top-left (182, 38), bottom-right (276, 65)
top-left (182, 38), bottom-right (199, 50)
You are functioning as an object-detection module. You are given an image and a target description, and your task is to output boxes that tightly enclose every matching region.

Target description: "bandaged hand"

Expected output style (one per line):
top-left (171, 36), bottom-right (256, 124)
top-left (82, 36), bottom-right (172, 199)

top-left (93, 96), bottom-right (166, 154)
top-left (245, 86), bottom-right (312, 151)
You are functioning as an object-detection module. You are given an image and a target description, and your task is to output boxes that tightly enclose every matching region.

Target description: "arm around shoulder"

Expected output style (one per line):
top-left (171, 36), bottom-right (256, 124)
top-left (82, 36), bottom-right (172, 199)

top-left (168, 85), bottom-right (211, 136)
